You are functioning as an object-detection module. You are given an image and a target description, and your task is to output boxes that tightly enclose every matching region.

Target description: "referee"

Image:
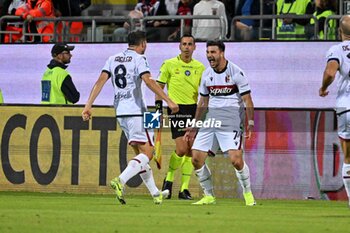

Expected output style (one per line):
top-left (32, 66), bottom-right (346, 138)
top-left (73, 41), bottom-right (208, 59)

top-left (156, 34), bottom-right (205, 200)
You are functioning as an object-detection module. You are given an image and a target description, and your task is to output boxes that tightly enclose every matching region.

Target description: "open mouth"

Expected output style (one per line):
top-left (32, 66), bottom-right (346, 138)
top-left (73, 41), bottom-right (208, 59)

top-left (208, 58), bottom-right (215, 65)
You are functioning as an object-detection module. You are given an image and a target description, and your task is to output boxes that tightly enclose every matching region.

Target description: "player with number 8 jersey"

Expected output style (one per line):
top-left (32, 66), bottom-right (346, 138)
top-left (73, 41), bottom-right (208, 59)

top-left (82, 31), bottom-right (178, 205)
top-left (105, 46), bottom-right (149, 117)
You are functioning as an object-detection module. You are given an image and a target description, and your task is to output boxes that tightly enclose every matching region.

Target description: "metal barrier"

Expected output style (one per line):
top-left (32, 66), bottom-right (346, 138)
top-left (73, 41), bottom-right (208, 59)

top-left (0, 16), bottom-right (128, 42)
top-left (324, 15), bottom-right (342, 40)
top-left (141, 15), bottom-right (227, 40)
top-left (0, 15), bottom-right (226, 43)
top-left (231, 14), bottom-right (318, 40)
top-left (0, 16), bottom-right (22, 43)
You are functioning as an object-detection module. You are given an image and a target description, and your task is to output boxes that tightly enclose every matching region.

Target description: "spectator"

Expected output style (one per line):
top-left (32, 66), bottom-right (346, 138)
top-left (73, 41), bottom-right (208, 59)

top-left (0, 0), bottom-right (25, 43)
top-left (307, 0), bottom-right (337, 40)
top-left (52, 0), bottom-right (91, 42)
top-left (164, 0), bottom-right (181, 15)
top-left (135, 0), bottom-right (160, 16)
top-left (15, 0), bottom-right (55, 42)
top-left (41, 43), bottom-right (80, 104)
top-left (151, 0), bottom-right (180, 41)
top-left (219, 0), bottom-right (235, 38)
top-left (120, 0), bottom-right (161, 41)
top-left (276, 0), bottom-right (313, 40)
top-left (113, 10), bottom-right (143, 42)
top-left (192, 0), bottom-right (228, 41)
top-left (233, 0), bottom-right (273, 40)
top-left (167, 0), bottom-right (196, 41)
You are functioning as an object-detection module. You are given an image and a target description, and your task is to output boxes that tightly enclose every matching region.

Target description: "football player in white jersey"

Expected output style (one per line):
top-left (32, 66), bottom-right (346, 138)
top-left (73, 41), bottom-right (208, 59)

top-left (185, 40), bottom-right (256, 206)
top-left (319, 15), bottom-right (350, 207)
top-left (82, 31), bottom-right (179, 205)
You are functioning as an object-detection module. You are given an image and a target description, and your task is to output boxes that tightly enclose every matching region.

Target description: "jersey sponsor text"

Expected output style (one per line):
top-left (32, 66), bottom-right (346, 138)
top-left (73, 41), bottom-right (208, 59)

top-left (207, 85), bottom-right (238, 96)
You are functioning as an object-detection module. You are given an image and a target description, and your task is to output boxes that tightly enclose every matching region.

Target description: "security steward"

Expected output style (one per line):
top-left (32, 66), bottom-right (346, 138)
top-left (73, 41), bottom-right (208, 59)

top-left (41, 43), bottom-right (80, 104)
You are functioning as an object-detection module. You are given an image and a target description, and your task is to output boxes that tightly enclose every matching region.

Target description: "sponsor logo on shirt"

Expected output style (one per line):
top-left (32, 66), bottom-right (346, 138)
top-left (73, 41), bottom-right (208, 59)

top-left (115, 91), bottom-right (132, 100)
top-left (207, 85), bottom-right (238, 96)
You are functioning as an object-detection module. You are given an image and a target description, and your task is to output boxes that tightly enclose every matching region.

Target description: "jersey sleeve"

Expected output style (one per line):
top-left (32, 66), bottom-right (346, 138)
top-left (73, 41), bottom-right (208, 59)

top-left (136, 55), bottom-right (151, 78)
top-left (157, 61), bottom-right (170, 84)
top-left (198, 63), bottom-right (206, 80)
top-left (199, 72), bottom-right (209, 96)
top-left (326, 45), bottom-right (341, 65)
top-left (235, 70), bottom-right (251, 96)
top-left (101, 56), bottom-right (112, 77)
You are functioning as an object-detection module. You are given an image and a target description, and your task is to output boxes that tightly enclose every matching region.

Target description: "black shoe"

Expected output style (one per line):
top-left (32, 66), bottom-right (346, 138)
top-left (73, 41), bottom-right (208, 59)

top-left (162, 179), bottom-right (173, 199)
top-left (178, 189), bottom-right (192, 200)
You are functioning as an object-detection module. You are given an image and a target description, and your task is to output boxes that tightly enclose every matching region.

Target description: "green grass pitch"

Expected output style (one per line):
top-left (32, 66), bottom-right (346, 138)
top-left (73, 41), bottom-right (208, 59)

top-left (0, 191), bottom-right (349, 233)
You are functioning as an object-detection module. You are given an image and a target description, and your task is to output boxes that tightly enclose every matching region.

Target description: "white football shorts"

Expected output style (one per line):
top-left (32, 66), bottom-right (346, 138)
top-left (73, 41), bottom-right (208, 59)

top-left (192, 117), bottom-right (243, 153)
top-left (337, 111), bottom-right (350, 140)
top-left (117, 116), bottom-right (154, 146)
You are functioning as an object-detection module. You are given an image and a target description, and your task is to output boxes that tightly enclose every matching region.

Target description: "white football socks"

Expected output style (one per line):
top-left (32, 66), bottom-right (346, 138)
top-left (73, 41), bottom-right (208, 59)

top-left (235, 162), bottom-right (252, 193)
top-left (195, 163), bottom-right (214, 196)
top-left (342, 163), bottom-right (350, 199)
top-left (119, 153), bottom-right (149, 184)
top-left (139, 164), bottom-right (159, 197)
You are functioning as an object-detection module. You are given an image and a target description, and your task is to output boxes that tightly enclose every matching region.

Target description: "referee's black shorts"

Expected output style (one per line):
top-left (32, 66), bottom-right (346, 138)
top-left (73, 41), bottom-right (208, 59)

top-left (167, 104), bottom-right (197, 139)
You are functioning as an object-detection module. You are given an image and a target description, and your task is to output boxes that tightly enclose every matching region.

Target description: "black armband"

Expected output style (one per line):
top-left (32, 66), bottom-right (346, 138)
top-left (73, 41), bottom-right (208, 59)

top-left (155, 100), bottom-right (163, 113)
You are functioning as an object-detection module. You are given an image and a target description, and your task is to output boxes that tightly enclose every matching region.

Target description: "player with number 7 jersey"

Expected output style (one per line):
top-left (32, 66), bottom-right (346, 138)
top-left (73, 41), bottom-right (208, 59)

top-left (82, 31), bottom-right (178, 205)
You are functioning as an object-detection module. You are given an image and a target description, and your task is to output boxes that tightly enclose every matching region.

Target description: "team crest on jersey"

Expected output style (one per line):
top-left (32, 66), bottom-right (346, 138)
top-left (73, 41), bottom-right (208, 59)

top-left (225, 75), bottom-right (230, 83)
top-left (185, 70), bottom-right (191, 76)
top-left (210, 77), bottom-right (213, 81)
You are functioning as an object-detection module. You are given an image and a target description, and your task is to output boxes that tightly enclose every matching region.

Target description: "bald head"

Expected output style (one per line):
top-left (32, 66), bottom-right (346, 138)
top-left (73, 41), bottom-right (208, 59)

top-left (340, 15), bottom-right (350, 40)
top-left (128, 10), bottom-right (143, 19)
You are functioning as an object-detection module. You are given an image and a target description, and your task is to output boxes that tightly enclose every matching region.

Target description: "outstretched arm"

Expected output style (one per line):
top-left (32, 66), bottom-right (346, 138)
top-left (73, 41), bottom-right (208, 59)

top-left (319, 60), bottom-right (339, 97)
top-left (142, 73), bottom-right (179, 114)
top-left (82, 71), bottom-right (109, 121)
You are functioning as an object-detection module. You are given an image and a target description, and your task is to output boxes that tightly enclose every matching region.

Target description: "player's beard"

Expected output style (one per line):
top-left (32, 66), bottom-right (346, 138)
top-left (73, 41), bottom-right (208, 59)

top-left (208, 57), bottom-right (218, 69)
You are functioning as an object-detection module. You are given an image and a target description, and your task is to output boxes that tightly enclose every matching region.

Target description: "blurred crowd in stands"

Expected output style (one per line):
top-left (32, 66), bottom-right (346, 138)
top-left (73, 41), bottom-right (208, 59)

top-left (0, 0), bottom-right (342, 42)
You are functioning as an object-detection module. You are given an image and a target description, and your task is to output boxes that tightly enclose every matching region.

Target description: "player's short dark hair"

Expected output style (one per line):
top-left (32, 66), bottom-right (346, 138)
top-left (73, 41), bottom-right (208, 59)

top-left (180, 34), bottom-right (196, 44)
top-left (128, 30), bottom-right (147, 46)
top-left (206, 40), bottom-right (225, 52)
